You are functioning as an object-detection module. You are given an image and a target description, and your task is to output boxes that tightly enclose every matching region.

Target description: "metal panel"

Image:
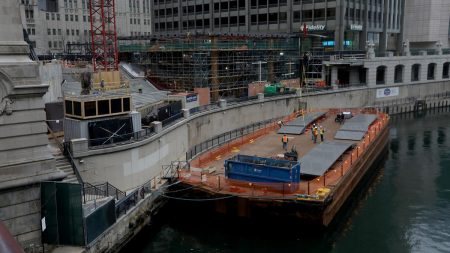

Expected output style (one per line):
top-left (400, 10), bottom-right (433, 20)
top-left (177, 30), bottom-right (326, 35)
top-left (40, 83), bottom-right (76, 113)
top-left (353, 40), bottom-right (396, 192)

top-left (335, 114), bottom-right (377, 140)
top-left (85, 199), bottom-right (116, 244)
top-left (300, 142), bottom-right (353, 177)
top-left (41, 182), bottom-right (85, 246)
top-left (277, 125), bottom-right (305, 135)
top-left (287, 111), bottom-right (326, 127)
top-left (335, 130), bottom-right (366, 141)
top-left (340, 122), bottom-right (371, 132)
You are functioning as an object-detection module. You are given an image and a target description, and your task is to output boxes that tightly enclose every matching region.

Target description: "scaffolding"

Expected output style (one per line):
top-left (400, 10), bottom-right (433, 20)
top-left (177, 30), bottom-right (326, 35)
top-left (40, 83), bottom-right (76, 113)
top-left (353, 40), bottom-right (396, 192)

top-left (118, 36), bottom-right (300, 99)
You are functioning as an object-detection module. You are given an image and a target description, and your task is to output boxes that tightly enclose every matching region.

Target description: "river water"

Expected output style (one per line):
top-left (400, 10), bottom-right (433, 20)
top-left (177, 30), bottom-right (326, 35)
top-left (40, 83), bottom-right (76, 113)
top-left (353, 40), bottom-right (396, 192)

top-left (123, 108), bottom-right (450, 253)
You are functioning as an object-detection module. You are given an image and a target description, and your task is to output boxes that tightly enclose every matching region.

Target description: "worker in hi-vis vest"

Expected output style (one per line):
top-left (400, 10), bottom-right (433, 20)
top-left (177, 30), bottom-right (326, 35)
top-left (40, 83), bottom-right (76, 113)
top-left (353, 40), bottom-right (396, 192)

top-left (282, 134), bottom-right (289, 151)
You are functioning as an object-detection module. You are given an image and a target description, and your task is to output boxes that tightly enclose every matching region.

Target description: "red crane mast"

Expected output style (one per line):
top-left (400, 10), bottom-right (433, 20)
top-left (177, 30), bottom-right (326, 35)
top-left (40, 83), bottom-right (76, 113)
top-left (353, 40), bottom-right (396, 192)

top-left (89, 0), bottom-right (119, 72)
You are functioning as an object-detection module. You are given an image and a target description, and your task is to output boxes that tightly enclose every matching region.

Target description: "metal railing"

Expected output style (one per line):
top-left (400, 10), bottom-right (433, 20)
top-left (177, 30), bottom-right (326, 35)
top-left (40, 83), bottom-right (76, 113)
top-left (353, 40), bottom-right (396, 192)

top-left (114, 160), bottom-right (187, 218)
top-left (88, 126), bottom-right (155, 149)
top-left (63, 142), bottom-right (127, 204)
top-left (189, 102), bottom-right (221, 115)
top-left (301, 83), bottom-right (367, 94)
top-left (186, 118), bottom-right (280, 161)
top-left (161, 112), bottom-right (183, 127)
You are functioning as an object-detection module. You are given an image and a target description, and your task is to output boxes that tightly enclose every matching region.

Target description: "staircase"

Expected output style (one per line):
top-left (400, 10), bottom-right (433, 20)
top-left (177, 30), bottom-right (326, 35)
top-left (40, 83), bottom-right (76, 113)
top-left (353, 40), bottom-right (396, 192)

top-left (55, 155), bottom-right (79, 183)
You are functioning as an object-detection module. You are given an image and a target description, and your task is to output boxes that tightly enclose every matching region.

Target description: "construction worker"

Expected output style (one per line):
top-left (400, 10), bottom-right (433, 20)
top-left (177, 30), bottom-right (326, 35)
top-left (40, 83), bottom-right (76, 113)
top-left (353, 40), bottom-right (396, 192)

top-left (320, 126), bottom-right (325, 142)
top-left (282, 134), bottom-right (289, 151)
top-left (313, 126), bottom-right (319, 143)
top-left (311, 123), bottom-right (316, 140)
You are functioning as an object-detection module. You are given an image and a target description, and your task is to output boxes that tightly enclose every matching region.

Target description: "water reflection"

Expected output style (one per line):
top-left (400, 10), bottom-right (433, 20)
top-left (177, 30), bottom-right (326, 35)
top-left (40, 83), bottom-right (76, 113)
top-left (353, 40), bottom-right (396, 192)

top-left (123, 109), bottom-right (450, 253)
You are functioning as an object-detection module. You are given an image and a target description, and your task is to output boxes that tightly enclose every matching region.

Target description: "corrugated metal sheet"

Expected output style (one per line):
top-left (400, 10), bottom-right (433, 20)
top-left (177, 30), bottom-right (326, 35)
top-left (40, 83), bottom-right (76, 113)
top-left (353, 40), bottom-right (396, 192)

top-left (287, 111), bottom-right (327, 127)
top-left (277, 125), bottom-right (306, 135)
top-left (277, 111), bottom-right (327, 135)
top-left (334, 114), bottom-right (377, 140)
top-left (299, 141), bottom-right (353, 177)
top-left (335, 130), bottom-right (366, 141)
top-left (130, 111), bottom-right (142, 132)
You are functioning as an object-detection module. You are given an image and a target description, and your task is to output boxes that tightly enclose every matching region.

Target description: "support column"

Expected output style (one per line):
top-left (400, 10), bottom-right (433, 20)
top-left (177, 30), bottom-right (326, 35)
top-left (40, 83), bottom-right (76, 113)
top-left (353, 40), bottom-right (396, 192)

top-left (258, 93), bottom-right (265, 101)
top-left (152, 121), bottom-right (163, 133)
top-left (268, 38), bottom-right (275, 83)
top-left (379, 0), bottom-right (389, 55)
top-left (211, 35), bottom-right (219, 101)
top-left (331, 66), bottom-right (339, 89)
top-left (219, 99), bottom-right (227, 108)
top-left (182, 108), bottom-right (190, 119)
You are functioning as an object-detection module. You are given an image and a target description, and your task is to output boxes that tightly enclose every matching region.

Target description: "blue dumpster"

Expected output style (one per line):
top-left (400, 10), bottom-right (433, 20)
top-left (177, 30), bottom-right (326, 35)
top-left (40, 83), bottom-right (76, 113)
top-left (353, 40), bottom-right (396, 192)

top-left (224, 155), bottom-right (301, 184)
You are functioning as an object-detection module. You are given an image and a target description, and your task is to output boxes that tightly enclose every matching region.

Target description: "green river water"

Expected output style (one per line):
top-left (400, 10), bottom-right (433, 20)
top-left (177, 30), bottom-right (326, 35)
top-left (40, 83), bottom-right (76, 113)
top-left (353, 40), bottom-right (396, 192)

top-left (122, 108), bottom-right (450, 253)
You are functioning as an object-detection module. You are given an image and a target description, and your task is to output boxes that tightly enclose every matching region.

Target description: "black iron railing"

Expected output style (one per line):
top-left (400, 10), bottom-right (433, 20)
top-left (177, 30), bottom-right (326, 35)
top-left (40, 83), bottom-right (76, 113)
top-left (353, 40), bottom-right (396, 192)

top-left (186, 118), bottom-right (280, 161)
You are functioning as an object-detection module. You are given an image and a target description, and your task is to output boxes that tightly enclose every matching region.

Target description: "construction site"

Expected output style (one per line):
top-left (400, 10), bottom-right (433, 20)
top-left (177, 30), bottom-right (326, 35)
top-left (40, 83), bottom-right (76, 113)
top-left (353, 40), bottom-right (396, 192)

top-left (118, 35), bottom-right (312, 100)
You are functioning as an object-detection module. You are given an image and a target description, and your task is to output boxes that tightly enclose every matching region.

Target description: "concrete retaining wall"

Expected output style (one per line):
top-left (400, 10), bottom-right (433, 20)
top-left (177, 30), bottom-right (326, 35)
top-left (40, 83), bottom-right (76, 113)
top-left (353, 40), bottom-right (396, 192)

top-left (303, 81), bottom-right (450, 109)
top-left (73, 95), bottom-right (300, 191)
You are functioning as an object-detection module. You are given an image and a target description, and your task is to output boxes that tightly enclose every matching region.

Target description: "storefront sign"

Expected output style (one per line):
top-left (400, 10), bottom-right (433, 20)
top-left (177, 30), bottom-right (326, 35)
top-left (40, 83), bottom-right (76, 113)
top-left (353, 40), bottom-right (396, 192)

top-left (376, 87), bottom-right (399, 98)
top-left (186, 94), bottom-right (198, 103)
top-left (350, 24), bottom-right (363, 31)
top-left (300, 25), bottom-right (326, 32)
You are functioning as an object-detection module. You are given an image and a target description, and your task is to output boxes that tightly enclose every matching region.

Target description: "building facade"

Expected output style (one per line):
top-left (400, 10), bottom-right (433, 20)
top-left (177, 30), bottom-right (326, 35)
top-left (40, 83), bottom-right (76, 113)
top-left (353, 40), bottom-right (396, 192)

top-left (20, 0), bottom-right (153, 56)
top-left (151, 0), bottom-right (404, 52)
top-left (403, 0), bottom-right (450, 49)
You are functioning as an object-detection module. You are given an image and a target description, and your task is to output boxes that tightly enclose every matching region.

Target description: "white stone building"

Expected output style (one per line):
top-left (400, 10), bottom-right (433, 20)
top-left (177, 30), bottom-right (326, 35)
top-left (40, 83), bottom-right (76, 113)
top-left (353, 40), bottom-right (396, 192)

top-left (20, 0), bottom-right (152, 56)
top-left (403, 0), bottom-right (450, 49)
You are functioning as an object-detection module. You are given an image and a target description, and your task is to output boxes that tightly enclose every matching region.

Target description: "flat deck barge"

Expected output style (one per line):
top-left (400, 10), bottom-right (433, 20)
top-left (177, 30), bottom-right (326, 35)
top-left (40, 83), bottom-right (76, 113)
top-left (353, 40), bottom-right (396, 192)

top-left (175, 109), bottom-right (389, 226)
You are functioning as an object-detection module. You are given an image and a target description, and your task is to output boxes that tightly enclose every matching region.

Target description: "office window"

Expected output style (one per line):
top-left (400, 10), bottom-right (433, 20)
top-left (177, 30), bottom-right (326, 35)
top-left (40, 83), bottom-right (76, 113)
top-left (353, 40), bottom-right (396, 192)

top-left (57, 14), bottom-right (60, 20)
top-left (53, 29), bottom-right (56, 35)
top-left (46, 13), bottom-right (49, 20)
top-left (75, 15), bottom-right (78, 22)
top-left (58, 29), bottom-right (62, 35)
top-left (48, 41), bottom-right (52, 48)
top-left (51, 13), bottom-right (55, 20)
top-left (47, 29), bottom-right (51, 35)
top-left (67, 29), bottom-right (70, 35)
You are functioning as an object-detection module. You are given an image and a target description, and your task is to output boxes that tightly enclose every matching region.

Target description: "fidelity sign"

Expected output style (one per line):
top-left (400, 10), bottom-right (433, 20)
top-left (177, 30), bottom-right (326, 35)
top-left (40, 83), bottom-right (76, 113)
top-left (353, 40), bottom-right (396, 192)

top-left (300, 25), bottom-right (326, 32)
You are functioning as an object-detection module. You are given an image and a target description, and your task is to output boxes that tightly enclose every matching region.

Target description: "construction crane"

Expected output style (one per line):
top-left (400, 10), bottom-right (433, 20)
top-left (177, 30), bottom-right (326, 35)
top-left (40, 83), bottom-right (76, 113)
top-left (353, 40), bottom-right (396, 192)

top-left (88, 0), bottom-right (121, 90)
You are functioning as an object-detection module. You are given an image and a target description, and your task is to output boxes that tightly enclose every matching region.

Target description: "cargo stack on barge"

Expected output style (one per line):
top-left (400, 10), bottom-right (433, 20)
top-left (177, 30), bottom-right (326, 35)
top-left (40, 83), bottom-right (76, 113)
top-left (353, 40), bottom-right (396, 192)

top-left (174, 109), bottom-right (389, 226)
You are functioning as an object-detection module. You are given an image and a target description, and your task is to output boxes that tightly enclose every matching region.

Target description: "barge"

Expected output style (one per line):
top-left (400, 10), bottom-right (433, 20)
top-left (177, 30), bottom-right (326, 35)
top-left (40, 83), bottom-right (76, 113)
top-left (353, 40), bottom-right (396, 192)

top-left (174, 109), bottom-right (389, 226)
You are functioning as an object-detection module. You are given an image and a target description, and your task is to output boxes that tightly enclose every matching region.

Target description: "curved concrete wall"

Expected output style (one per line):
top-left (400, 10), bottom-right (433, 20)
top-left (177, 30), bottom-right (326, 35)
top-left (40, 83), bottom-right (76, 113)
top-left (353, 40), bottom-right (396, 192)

top-left (74, 95), bottom-right (300, 191)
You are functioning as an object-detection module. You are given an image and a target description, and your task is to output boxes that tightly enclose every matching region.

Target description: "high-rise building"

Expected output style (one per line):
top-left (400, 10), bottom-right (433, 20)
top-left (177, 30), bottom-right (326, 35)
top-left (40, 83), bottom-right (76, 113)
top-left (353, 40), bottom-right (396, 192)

top-left (151, 0), bottom-right (404, 52)
top-left (403, 0), bottom-right (450, 49)
top-left (20, 0), bottom-right (153, 56)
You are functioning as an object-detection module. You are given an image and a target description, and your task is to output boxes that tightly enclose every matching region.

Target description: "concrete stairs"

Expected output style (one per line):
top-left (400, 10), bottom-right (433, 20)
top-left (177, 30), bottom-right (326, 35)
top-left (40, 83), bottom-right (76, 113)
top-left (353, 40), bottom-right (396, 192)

top-left (55, 155), bottom-right (79, 183)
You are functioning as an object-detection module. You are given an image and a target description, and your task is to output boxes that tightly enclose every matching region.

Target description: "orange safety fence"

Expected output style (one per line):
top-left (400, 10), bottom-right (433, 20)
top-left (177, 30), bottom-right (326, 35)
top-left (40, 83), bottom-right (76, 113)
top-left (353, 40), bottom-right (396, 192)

top-left (180, 111), bottom-right (389, 200)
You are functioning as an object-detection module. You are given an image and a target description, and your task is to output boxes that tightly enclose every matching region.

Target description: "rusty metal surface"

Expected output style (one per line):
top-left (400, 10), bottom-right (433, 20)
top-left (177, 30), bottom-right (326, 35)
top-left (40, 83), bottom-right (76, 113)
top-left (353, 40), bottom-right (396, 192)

top-left (0, 221), bottom-right (25, 253)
